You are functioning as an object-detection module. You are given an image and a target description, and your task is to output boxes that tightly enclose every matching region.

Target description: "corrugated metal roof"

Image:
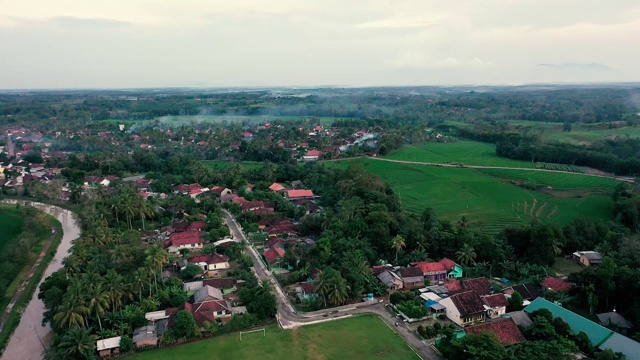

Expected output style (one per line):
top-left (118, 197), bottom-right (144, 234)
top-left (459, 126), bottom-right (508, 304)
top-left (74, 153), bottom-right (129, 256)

top-left (525, 298), bottom-right (612, 346)
top-left (599, 333), bottom-right (640, 360)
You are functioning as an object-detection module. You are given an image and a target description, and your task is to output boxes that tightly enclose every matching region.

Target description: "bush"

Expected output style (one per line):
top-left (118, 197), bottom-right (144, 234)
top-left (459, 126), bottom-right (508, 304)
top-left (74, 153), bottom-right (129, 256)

top-left (119, 335), bottom-right (134, 352)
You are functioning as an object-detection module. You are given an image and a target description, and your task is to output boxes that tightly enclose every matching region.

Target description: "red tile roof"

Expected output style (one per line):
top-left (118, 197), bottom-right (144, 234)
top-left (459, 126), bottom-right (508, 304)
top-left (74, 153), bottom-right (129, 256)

top-left (203, 278), bottom-right (237, 289)
top-left (411, 261), bottom-right (446, 275)
top-left (445, 280), bottom-right (464, 294)
top-left (449, 291), bottom-right (486, 317)
top-left (482, 294), bottom-right (509, 308)
top-left (300, 281), bottom-right (316, 294)
top-left (462, 277), bottom-right (491, 296)
top-left (398, 267), bottom-right (423, 278)
top-left (187, 221), bottom-right (207, 231)
top-left (541, 276), bottom-right (573, 292)
top-left (438, 258), bottom-right (459, 271)
top-left (464, 318), bottom-right (526, 346)
top-left (305, 150), bottom-right (321, 157)
top-left (210, 253), bottom-right (229, 264)
top-left (170, 230), bottom-right (203, 241)
top-left (169, 236), bottom-right (203, 247)
top-left (263, 247), bottom-right (285, 265)
top-left (372, 266), bottom-right (387, 276)
top-left (269, 183), bottom-right (286, 192)
top-left (286, 190), bottom-right (314, 198)
top-left (264, 237), bottom-right (285, 248)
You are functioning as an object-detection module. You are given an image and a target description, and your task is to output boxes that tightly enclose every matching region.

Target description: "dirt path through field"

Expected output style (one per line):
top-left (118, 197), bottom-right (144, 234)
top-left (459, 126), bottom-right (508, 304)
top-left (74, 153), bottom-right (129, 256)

top-left (323, 157), bottom-right (634, 183)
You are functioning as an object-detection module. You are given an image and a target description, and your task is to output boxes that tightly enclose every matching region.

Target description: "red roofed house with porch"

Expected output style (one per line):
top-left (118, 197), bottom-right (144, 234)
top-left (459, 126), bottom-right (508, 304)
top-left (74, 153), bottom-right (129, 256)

top-left (303, 150), bottom-right (322, 161)
top-left (164, 231), bottom-right (204, 254)
top-left (188, 253), bottom-right (230, 271)
top-left (482, 293), bottom-right (509, 318)
top-left (285, 189), bottom-right (314, 201)
top-left (439, 290), bottom-right (486, 326)
top-left (410, 258), bottom-right (462, 283)
top-left (263, 247), bottom-right (285, 268)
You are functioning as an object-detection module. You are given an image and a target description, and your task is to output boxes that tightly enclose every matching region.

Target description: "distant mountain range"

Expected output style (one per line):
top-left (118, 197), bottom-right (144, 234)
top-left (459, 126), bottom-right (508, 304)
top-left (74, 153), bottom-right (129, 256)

top-left (537, 63), bottom-right (612, 71)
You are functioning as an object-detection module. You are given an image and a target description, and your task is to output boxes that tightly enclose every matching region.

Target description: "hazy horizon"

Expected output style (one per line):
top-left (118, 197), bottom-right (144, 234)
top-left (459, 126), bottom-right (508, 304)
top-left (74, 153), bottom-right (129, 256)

top-left (2, 1), bottom-right (640, 89)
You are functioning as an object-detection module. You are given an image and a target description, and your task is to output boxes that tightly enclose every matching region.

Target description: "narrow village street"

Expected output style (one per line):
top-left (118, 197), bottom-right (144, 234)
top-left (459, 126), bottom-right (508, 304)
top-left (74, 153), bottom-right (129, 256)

top-left (223, 210), bottom-right (441, 359)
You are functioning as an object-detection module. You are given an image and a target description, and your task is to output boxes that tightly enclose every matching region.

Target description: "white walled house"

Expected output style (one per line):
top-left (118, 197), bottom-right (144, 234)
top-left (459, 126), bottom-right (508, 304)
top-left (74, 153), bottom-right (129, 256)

top-left (439, 290), bottom-right (486, 326)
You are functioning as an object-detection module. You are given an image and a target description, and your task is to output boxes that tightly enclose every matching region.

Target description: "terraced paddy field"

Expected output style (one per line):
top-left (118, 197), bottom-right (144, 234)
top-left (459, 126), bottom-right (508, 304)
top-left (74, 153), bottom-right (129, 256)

top-left (384, 140), bottom-right (535, 168)
top-left (329, 159), bottom-right (620, 233)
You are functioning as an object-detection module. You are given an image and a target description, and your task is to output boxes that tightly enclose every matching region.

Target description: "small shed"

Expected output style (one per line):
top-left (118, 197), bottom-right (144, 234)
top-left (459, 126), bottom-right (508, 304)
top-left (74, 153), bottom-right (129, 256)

top-left (133, 325), bottom-right (158, 349)
top-left (96, 336), bottom-right (121, 358)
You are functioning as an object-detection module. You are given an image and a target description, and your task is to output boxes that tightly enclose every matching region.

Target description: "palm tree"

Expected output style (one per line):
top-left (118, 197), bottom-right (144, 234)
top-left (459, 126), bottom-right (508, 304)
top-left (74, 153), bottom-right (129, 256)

top-left (110, 197), bottom-right (121, 227)
top-left (145, 245), bottom-right (169, 290)
top-left (54, 301), bottom-right (88, 329)
top-left (104, 270), bottom-right (124, 311)
top-left (314, 269), bottom-right (332, 307)
top-left (456, 243), bottom-right (477, 266)
top-left (327, 275), bottom-right (351, 306)
top-left (132, 268), bottom-right (148, 302)
top-left (59, 326), bottom-right (97, 359)
top-left (86, 283), bottom-right (110, 331)
top-left (551, 239), bottom-right (563, 256)
top-left (391, 235), bottom-right (406, 263)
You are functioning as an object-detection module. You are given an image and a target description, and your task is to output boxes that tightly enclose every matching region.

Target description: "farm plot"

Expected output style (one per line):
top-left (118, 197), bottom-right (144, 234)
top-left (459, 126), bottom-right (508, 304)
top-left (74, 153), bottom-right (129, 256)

top-left (535, 163), bottom-right (583, 173)
top-left (385, 141), bottom-right (535, 168)
top-left (342, 159), bottom-right (618, 233)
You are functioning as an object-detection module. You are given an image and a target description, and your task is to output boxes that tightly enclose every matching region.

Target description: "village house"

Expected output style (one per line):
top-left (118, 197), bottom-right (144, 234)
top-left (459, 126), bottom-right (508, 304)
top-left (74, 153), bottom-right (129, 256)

top-left (96, 336), bottom-right (121, 358)
top-left (263, 247), bottom-right (285, 267)
top-left (574, 251), bottom-right (603, 267)
top-left (164, 231), bottom-right (204, 254)
top-left (439, 290), bottom-right (486, 326)
top-left (167, 286), bottom-right (246, 326)
top-left (268, 182), bottom-right (286, 192)
top-left (298, 281), bottom-right (318, 301)
top-left (187, 253), bottom-right (230, 271)
top-left (541, 276), bottom-right (573, 292)
top-left (302, 150), bottom-right (322, 161)
top-left (210, 186), bottom-right (232, 198)
top-left (482, 294), bottom-right (509, 318)
top-left (502, 282), bottom-right (541, 302)
top-left (410, 258), bottom-right (462, 283)
top-left (376, 269), bottom-right (404, 291)
top-left (284, 189), bottom-right (314, 201)
top-left (183, 278), bottom-right (238, 293)
top-left (464, 318), bottom-right (526, 346)
top-left (397, 267), bottom-right (424, 289)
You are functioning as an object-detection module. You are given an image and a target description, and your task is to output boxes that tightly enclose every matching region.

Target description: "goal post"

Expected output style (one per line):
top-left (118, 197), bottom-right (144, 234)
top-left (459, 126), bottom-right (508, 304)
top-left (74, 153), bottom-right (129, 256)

top-left (239, 328), bottom-right (266, 341)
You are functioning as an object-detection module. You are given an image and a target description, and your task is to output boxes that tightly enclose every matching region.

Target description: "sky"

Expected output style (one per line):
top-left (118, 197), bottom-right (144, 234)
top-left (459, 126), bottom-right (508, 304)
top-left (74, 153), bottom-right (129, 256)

top-left (1, 0), bottom-right (640, 89)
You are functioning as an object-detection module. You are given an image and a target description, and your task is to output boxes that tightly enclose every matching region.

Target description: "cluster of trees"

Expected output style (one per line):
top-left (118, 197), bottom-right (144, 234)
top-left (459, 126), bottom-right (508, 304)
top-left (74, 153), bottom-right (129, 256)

top-left (390, 292), bottom-right (428, 319)
top-left (39, 223), bottom-right (174, 360)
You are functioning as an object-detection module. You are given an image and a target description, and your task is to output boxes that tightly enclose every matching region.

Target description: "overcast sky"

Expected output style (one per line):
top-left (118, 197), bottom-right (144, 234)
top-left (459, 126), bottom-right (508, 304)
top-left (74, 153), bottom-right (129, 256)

top-left (1, 0), bottom-right (639, 89)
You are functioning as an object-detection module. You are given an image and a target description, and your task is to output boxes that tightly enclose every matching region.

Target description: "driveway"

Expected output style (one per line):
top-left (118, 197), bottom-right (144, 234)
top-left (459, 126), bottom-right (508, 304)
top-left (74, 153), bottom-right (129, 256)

top-left (0, 200), bottom-right (81, 360)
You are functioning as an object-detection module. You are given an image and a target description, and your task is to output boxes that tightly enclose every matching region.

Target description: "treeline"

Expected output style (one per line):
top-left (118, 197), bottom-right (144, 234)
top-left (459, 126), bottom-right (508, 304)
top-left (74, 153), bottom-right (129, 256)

top-left (496, 135), bottom-right (640, 175)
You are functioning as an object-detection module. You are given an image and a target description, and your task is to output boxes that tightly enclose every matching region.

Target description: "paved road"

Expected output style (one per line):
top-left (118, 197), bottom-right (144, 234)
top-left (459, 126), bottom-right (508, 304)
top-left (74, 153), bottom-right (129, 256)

top-left (323, 156), bottom-right (634, 183)
top-left (0, 200), bottom-right (81, 360)
top-left (222, 210), bottom-right (441, 359)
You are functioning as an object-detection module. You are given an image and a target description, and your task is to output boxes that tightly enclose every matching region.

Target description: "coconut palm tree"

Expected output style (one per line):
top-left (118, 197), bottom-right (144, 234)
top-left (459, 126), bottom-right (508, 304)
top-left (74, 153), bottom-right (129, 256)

top-left (132, 268), bottom-right (148, 302)
top-left (59, 326), bottom-right (98, 359)
top-left (327, 275), bottom-right (351, 306)
top-left (58, 326), bottom-right (97, 359)
top-left (54, 301), bottom-right (88, 329)
top-left (314, 269), bottom-right (332, 307)
top-left (391, 235), bottom-right (406, 263)
top-left (145, 245), bottom-right (169, 289)
top-left (86, 283), bottom-right (110, 331)
top-left (455, 243), bottom-right (477, 266)
top-left (103, 270), bottom-right (124, 311)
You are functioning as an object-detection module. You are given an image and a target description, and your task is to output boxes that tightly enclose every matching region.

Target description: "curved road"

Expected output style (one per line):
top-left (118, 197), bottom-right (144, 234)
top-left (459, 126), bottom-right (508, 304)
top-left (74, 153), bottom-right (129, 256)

top-left (323, 156), bottom-right (634, 183)
top-left (0, 200), bottom-right (80, 360)
top-left (222, 210), bottom-right (440, 359)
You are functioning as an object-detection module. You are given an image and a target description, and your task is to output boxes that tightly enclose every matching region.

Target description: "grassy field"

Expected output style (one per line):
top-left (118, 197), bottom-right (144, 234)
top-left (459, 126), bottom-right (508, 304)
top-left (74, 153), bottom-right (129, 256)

top-left (0, 207), bottom-right (24, 253)
top-left (330, 159), bottom-right (619, 233)
top-left (551, 257), bottom-right (584, 275)
top-left (384, 141), bottom-right (535, 168)
top-left (126, 315), bottom-right (419, 360)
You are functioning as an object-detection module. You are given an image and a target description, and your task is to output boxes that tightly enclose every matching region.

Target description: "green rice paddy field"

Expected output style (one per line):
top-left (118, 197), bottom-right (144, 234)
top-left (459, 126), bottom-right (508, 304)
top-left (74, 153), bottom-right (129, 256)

top-left (331, 158), bottom-right (620, 233)
top-left (125, 315), bottom-right (419, 360)
top-left (384, 141), bottom-right (535, 168)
